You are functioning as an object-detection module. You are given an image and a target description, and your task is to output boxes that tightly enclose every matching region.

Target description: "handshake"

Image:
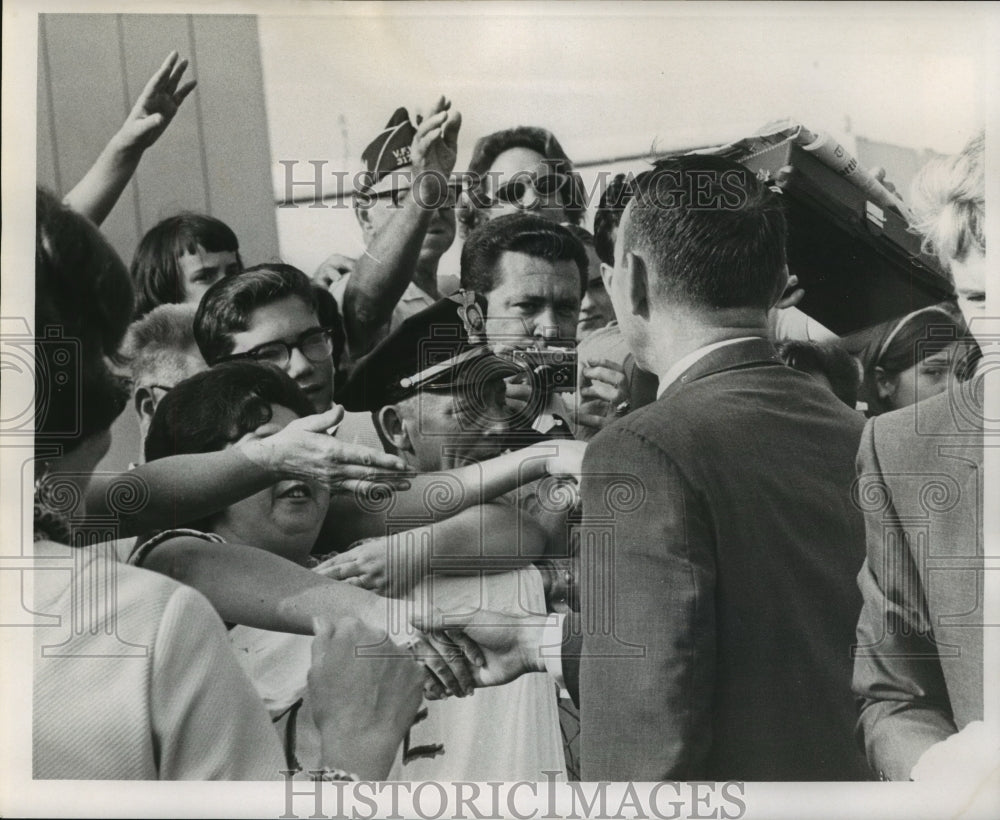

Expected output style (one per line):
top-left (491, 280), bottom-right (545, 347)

top-left (307, 610), bottom-right (559, 779)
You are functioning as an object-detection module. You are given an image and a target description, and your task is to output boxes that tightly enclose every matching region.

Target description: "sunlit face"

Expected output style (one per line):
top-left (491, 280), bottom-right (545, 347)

top-left (357, 171), bottom-right (457, 264)
top-left (210, 405), bottom-right (330, 565)
top-left (391, 378), bottom-right (512, 472)
top-left (228, 295), bottom-right (334, 412)
top-left (484, 251), bottom-right (582, 349)
top-left (880, 342), bottom-right (961, 410)
top-left (577, 243), bottom-right (614, 339)
top-left (949, 249), bottom-right (987, 344)
top-left (177, 244), bottom-right (240, 305)
top-left (483, 148), bottom-right (572, 225)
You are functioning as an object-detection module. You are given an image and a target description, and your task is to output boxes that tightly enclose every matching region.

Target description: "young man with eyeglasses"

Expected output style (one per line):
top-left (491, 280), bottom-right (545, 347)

top-left (333, 99), bottom-right (463, 367)
top-left (196, 263), bottom-right (339, 413)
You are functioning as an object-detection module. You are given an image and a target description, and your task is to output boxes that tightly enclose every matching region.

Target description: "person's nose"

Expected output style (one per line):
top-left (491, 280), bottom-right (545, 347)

top-left (532, 310), bottom-right (560, 347)
top-left (519, 185), bottom-right (541, 211)
top-left (286, 346), bottom-right (315, 380)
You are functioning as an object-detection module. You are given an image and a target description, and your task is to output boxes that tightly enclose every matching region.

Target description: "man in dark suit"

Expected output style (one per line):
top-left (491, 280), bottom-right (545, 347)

top-left (427, 155), bottom-right (872, 781)
top-left (852, 132), bottom-right (989, 783)
top-left (572, 156), bottom-right (870, 781)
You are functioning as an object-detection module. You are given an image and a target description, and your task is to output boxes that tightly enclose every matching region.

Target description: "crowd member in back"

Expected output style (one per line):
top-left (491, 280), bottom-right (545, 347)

top-left (777, 339), bottom-right (862, 408)
top-left (458, 126), bottom-right (586, 238)
top-left (32, 187), bottom-right (423, 781)
top-left (855, 303), bottom-right (977, 415)
top-left (333, 99), bottom-right (462, 365)
top-left (118, 303), bottom-right (206, 445)
top-left (131, 212), bottom-right (242, 319)
top-left (853, 132), bottom-right (991, 787)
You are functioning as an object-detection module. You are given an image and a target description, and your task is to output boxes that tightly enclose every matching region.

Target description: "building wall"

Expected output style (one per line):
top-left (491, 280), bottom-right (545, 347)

top-left (37, 13), bottom-right (279, 473)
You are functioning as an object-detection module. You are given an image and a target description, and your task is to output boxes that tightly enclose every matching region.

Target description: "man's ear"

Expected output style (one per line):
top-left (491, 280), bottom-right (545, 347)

top-left (873, 367), bottom-right (898, 400)
top-left (376, 405), bottom-right (413, 455)
top-left (355, 204), bottom-right (375, 242)
top-left (134, 387), bottom-right (155, 427)
top-left (623, 251), bottom-right (650, 320)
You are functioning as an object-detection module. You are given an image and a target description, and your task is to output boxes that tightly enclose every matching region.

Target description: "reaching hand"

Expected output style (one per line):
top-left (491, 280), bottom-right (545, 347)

top-left (309, 616), bottom-right (424, 780)
top-left (529, 439), bottom-right (588, 485)
top-left (235, 405), bottom-right (413, 495)
top-left (117, 51), bottom-right (197, 153)
top-left (412, 609), bottom-right (549, 688)
top-left (313, 535), bottom-right (429, 598)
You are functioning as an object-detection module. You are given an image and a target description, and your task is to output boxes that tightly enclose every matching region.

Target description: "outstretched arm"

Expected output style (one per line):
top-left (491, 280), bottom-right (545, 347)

top-left (321, 438), bottom-right (586, 549)
top-left (64, 51), bottom-right (196, 225)
top-left (343, 97), bottom-right (461, 357)
top-left (315, 501), bottom-right (550, 597)
top-left (140, 537), bottom-right (475, 699)
top-left (84, 406), bottom-right (410, 536)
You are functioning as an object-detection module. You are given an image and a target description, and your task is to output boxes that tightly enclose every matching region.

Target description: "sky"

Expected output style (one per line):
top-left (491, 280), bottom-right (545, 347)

top-left (256, 2), bottom-right (992, 273)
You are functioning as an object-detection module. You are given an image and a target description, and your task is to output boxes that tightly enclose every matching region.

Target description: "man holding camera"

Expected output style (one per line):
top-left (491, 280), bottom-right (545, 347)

top-left (459, 213), bottom-right (629, 443)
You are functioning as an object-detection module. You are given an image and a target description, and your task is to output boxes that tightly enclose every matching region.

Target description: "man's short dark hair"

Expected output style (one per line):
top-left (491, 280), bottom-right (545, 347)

top-left (194, 263), bottom-right (318, 365)
top-left (594, 172), bottom-right (643, 266)
top-left (130, 212), bottom-right (241, 319)
top-left (144, 360), bottom-right (314, 464)
top-left (459, 213), bottom-right (589, 297)
top-left (622, 155), bottom-right (787, 311)
top-left (458, 126), bottom-right (587, 236)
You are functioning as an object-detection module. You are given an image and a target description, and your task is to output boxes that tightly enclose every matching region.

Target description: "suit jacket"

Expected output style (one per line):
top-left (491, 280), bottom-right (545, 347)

top-left (577, 337), bottom-right (870, 781)
top-left (852, 387), bottom-right (984, 780)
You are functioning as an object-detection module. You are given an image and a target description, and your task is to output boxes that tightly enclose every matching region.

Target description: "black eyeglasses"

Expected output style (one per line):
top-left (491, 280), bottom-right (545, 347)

top-left (484, 171), bottom-right (569, 208)
top-left (219, 327), bottom-right (334, 369)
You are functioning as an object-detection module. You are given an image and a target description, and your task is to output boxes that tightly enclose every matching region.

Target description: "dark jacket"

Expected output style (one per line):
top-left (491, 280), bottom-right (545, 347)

top-left (574, 337), bottom-right (870, 781)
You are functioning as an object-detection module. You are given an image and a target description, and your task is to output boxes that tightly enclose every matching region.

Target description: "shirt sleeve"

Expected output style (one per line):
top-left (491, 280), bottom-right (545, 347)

top-left (150, 583), bottom-right (288, 780)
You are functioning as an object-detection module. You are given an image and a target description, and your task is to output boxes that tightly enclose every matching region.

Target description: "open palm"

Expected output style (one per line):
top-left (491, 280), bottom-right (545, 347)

top-left (120, 51), bottom-right (197, 151)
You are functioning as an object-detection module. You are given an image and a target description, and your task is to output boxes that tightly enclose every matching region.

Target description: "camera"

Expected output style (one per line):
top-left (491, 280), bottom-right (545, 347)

top-left (508, 346), bottom-right (577, 393)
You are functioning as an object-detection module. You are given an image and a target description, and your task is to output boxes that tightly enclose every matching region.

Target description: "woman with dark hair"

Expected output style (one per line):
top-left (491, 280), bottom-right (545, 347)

top-left (858, 304), bottom-right (978, 415)
top-left (458, 125), bottom-right (587, 237)
top-left (135, 360), bottom-right (472, 773)
top-left (31, 188), bottom-right (423, 781)
top-left (130, 211), bottom-right (243, 319)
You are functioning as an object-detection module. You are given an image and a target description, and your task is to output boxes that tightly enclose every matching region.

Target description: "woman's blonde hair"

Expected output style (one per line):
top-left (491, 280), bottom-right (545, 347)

top-left (909, 131), bottom-right (985, 270)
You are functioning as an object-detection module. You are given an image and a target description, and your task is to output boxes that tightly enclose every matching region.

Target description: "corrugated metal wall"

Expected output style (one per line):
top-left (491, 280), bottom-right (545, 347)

top-left (37, 13), bottom-right (279, 271)
top-left (37, 13), bottom-right (280, 473)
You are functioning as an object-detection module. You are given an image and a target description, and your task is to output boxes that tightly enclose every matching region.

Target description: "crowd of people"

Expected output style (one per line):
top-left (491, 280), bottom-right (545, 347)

top-left (30, 50), bottom-right (991, 787)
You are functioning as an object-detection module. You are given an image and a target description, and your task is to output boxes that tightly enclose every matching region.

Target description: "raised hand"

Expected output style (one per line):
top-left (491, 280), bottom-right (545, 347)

top-left (236, 405), bottom-right (413, 495)
top-left (117, 51), bottom-right (197, 153)
top-left (412, 96), bottom-right (462, 185)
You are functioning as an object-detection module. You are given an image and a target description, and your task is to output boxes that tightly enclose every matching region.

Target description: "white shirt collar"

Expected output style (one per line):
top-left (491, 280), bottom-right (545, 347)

top-left (656, 337), bottom-right (761, 398)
